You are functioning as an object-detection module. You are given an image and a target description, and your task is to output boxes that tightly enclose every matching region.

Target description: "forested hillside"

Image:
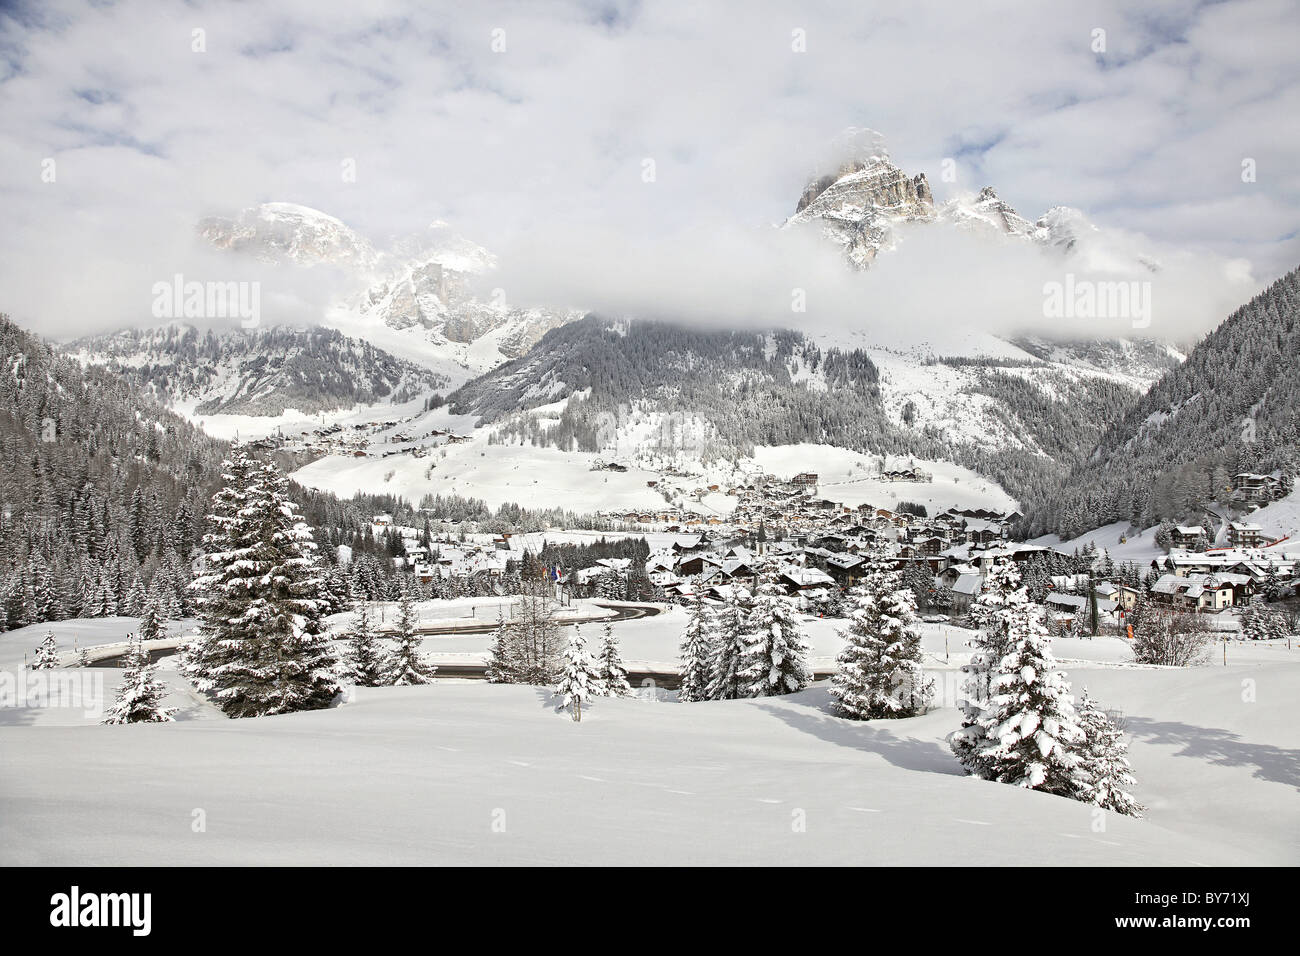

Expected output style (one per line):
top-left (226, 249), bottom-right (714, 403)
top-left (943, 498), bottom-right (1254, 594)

top-left (0, 315), bottom-right (630, 631)
top-left (449, 316), bottom-right (1139, 511)
top-left (1028, 265), bottom-right (1300, 537)
top-left (0, 314), bottom-right (227, 629)
top-left (69, 323), bottom-right (446, 416)
top-left (451, 317), bottom-right (884, 456)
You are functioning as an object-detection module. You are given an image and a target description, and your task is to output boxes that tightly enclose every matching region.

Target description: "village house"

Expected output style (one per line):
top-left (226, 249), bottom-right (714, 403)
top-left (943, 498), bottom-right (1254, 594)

top-left (1171, 525), bottom-right (1207, 549)
top-left (1149, 572), bottom-right (1254, 611)
top-left (1231, 472), bottom-right (1279, 503)
top-left (1228, 522), bottom-right (1267, 548)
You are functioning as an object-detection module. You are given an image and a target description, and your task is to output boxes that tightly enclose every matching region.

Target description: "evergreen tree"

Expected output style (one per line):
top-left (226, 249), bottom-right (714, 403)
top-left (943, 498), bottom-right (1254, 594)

top-left (1074, 689), bottom-right (1143, 817)
top-left (33, 631), bottom-right (59, 669)
top-left (951, 581), bottom-right (1085, 795)
top-left (184, 449), bottom-right (340, 718)
top-left (485, 609), bottom-right (520, 683)
top-left (595, 620), bottom-right (631, 697)
top-left (678, 590), bottom-right (719, 702)
top-left (138, 599), bottom-right (164, 644)
top-left (346, 601), bottom-right (385, 686)
top-left (555, 622), bottom-right (600, 721)
top-left (739, 580), bottom-right (810, 697)
top-left (831, 552), bottom-right (934, 719)
top-left (512, 575), bottom-right (563, 684)
top-left (102, 634), bottom-right (177, 724)
top-left (706, 589), bottom-right (749, 700)
top-left (1241, 601), bottom-right (1287, 641)
top-left (951, 560), bottom-right (1037, 778)
top-left (598, 570), bottom-right (625, 602)
top-left (387, 586), bottom-right (436, 685)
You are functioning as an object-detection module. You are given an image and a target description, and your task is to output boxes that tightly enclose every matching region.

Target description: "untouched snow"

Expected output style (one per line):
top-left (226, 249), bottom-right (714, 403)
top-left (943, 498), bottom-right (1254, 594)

top-left (752, 444), bottom-right (1018, 513)
top-left (1244, 488), bottom-right (1300, 544)
top-left (1031, 522), bottom-right (1165, 563)
top-left (2, 615), bottom-right (1296, 865)
top-left (292, 430), bottom-right (1019, 517)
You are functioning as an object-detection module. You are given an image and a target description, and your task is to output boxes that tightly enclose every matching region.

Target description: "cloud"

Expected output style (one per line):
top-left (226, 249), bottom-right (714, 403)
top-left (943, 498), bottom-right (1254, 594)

top-left (0, 0), bottom-right (1295, 339)
top-left (488, 214), bottom-right (1256, 348)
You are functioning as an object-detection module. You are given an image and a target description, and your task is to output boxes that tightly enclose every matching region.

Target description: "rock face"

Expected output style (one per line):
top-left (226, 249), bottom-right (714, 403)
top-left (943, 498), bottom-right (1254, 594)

top-left (785, 128), bottom-right (1157, 273)
top-left (786, 133), bottom-right (936, 268)
top-left (199, 202), bottom-right (379, 271)
top-left (198, 205), bottom-right (580, 373)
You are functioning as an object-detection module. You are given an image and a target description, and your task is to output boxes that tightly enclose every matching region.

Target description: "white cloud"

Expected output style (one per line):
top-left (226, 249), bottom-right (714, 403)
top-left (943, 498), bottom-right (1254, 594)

top-left (0, 0), bottom-right (1295, 339)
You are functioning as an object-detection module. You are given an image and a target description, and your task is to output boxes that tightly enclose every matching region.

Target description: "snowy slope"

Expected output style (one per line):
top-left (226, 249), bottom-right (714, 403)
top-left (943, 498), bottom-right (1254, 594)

top-left (4, 616), bottom-right (1294, 865)
top-left (1239, 488), bottom-right (1300, 545)
top-left (287, 400), bottom-right (1021, 516)
top-left (4, 611), bottom-right (1296, 864)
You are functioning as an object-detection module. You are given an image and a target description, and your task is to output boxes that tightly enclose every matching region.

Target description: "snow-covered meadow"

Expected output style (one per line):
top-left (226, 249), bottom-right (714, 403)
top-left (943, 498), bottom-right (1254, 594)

top-left (2, 612), bottom-right (1295, 865)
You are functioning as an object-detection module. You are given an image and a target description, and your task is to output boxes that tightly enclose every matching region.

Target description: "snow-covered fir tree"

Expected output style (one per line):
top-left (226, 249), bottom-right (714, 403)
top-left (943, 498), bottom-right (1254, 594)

top-left (951, 574), bottom-right (1085, 795)
top-left (950, 559), bottom-right (1026, 777)
top-left (511, 575), bottom-right (563, 684)
top-left (138, 599), bottom-right (164, 645)
top-left (386, 586), bottom-right (436, 685)
top-left (595, 620), bottom-right (631, 698)
top-left (678, 589), bottom-right (719, 702)
top-left (33, 631), bottom-right (58, 669)
top-left (1241, 601), bottom-right (1287, 641)
top-left (102, 634), bottom-right (177, 724)
top-left (485, 609), bottom-right (520, 683)
top-left (706, 588), bottom-right (749, 700)
top-left (739, 580), bottom-right (810, 697)
top-left (598, 570), bottom-right (625, 602)
top-left (831, 550), bottom-right (934, 719)
top-left (555, 622), bottom-right (600, 721)
top-left (346, 601), bottom-right (385, 686)
top-left (1074, 689), bottom-right (1143, 817)
top-left (183, 448), bottom-right (340, 718)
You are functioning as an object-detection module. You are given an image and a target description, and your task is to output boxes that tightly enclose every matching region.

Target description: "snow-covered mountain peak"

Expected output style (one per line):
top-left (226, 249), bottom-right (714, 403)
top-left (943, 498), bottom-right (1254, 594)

top-left (198, 202), bottom-right (380, 271)
top-left (785, 133), bottom-right (936, 268)
top-left (786, 131), bottom-right (1160, 278)
top-left (197, 202), bottom-right (581, 384)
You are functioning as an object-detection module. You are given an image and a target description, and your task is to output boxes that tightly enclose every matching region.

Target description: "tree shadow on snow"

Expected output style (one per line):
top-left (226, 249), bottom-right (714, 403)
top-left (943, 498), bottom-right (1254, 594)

top-left (756, 686), bottom-right (963, 776)
top-left (1125, 717), bottom-right (1299, 791)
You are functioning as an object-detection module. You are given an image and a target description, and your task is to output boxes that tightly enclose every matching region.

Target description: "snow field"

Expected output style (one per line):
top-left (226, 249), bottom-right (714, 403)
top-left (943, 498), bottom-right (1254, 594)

top-left (3, 613), bottom-right (1296, 864)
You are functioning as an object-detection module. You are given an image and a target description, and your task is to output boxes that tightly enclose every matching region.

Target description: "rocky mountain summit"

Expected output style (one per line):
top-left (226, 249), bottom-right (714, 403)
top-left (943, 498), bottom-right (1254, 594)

top-left (785, 128), bottom-right (1156, 273)
top-left (199, 205), bottom-right (579, 377)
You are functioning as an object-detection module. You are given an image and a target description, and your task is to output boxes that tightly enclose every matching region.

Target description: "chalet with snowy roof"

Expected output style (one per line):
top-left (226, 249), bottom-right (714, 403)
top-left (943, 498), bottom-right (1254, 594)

top-left (1045, 592), bottom-right (1120, 623)
top-left (1149, 572), bottom-right (1254, 611)
top-left (946, 571), bottom-right (984, 612)
top-left (916, 535), bottom-right (947, 556)
top-left (1171, 525), bottom-right (1207, 549)
top-left (825, 553), bottom-right (867, 586)
top-left (1228, 522), bottom-right (1267, 548)
top-left (778, 566), bottom-right (835, 595)
top-left (963, 519), bottom-right (1003, 545)
top-left (1231, 472), bottom-right (1279, 502)
top-left (721, 557), bottom-right (759, 583)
